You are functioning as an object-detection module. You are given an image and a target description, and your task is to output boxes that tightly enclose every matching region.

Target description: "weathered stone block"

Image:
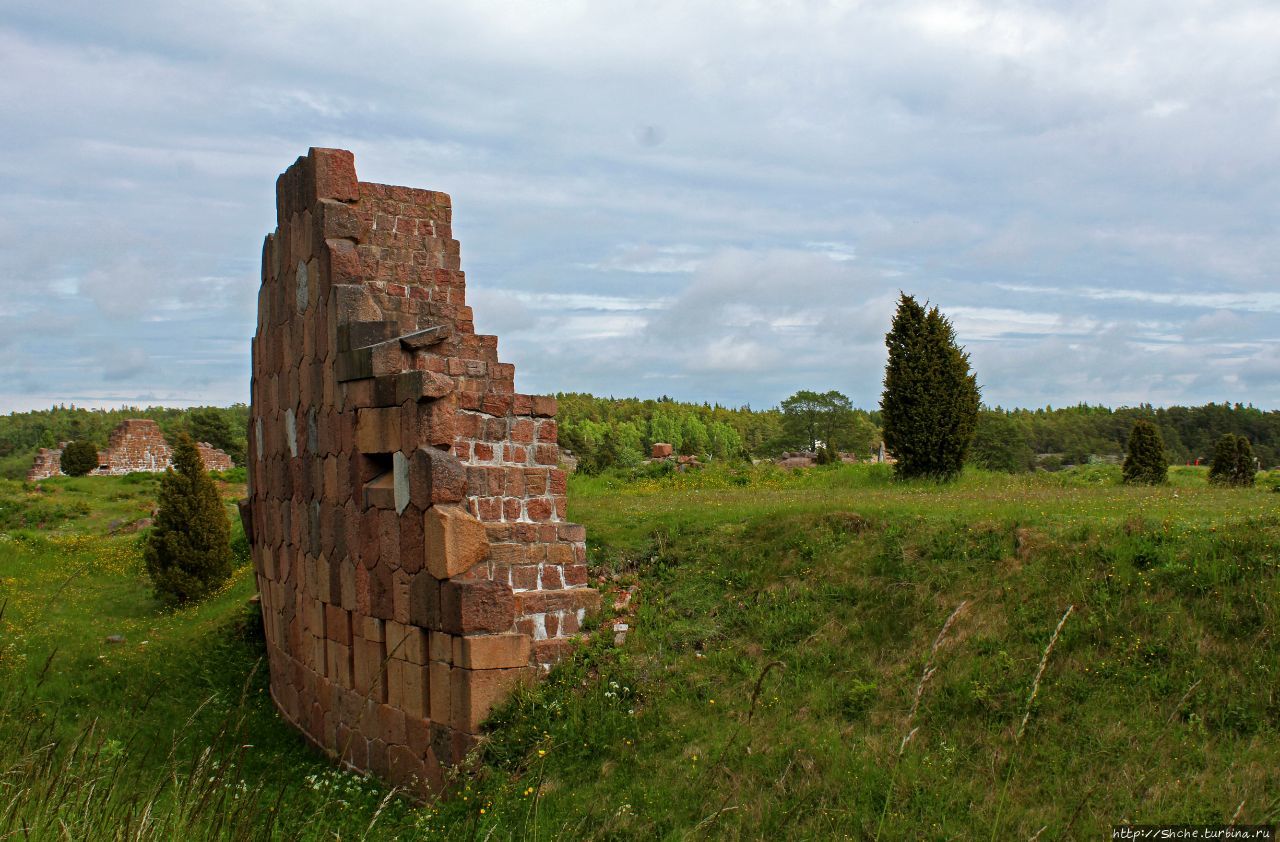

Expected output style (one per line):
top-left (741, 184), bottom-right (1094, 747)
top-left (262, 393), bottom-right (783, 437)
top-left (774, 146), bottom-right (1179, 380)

top-left (439, 579), bottom-right (515, 635)
top-left (410, 446), bottom-right (466, 508)
top-left (450, 666), bottom-right (532, 733)
top-left (355, 407), bottom-right (401, 453)
top-left (396, 369), bottom-right (454, 403)
top-left (308, 147), bottom-right (359, 203)
top-left (428, 661), bottom-right (451, 724)
top-left (423, 504), bottom-right (489, 579)
top-left (452, 633), bottom-right (532, 670)
top-left (408, 574), bottom-right (440, 628)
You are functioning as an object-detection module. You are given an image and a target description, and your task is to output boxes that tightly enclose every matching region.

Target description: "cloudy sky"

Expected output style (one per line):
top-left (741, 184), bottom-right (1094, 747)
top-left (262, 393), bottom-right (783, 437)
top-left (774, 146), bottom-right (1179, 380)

top-left (2, 1), bottom-right (1278, 413)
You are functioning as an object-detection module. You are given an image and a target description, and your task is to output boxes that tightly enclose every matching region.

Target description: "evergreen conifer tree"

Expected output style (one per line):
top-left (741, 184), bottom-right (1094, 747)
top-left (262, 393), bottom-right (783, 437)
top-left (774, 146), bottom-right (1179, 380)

top-left (1208, 433), bottom-right (1256, 487)
top-left (60, 440), bottom-right (100, 476)
top-left (1209, 433), bottom-right (1238, 485)
top-left (1121, 420), bottom-right (1167, 485)
top-left (144, 433), bottom-right (233, 604)
top-left (880, 293), bottom-right (980, 480)
top-left (1232, 435), bottom-right (1256, 486)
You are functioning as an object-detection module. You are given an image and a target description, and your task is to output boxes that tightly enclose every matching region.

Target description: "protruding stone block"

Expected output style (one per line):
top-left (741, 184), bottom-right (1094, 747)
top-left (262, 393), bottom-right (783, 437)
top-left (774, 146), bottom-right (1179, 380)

top-left (439, 579), bottom-right (515, 635)
top-left (308, 147), bottom-right (359, 203)
top-left (363, 471), bottom-right (395, 510)
top-left (424, 505), bottom-right (489, 579)
top-left (452, 633), bottom-right (532, 670)
top-left (410, 447), bottom-right (466, 508)
top-left (396, 370), bottom-right (454, 403)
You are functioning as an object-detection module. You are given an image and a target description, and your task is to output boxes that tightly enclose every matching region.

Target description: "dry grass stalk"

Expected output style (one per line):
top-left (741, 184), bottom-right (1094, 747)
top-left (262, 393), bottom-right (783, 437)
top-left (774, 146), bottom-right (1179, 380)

top-left (1016, 604), bottom-right (1074, 743)
top-left (874, 600), bottom-right (968, 841)
top-left (992, 604), bottom-right (1074, 842)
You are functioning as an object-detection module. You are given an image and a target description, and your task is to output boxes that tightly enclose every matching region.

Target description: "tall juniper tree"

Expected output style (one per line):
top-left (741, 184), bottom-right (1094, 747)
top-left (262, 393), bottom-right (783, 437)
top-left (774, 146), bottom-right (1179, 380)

top-left (1209, 433), bottom-right (1256, 487)
top-left (1122, 420), bottom-right (1167, 485)
top-left (1234, 435), bottom-right (1257, 486)
top-left (880, 293), bottom-right (980, 480)
top-left (144, 433), bottom-right (233, 605)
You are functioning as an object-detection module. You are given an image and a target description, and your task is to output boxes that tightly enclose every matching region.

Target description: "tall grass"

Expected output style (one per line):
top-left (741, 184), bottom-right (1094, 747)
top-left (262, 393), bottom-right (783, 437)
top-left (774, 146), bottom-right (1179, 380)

top-left (2, 468), bottom-right (1278, 838)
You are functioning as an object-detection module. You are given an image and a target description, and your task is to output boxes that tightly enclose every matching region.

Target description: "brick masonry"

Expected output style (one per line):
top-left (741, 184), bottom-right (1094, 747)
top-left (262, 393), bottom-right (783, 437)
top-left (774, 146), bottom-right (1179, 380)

top-left (244, 148), bottom-right (599, 796)
top-left (26, 419), bottom-right (233, 480)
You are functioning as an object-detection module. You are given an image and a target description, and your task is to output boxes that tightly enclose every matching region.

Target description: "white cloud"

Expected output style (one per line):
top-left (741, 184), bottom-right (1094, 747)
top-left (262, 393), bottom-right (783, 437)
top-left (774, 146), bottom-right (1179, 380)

top-left (1, 1), bottom-right (1279, 411)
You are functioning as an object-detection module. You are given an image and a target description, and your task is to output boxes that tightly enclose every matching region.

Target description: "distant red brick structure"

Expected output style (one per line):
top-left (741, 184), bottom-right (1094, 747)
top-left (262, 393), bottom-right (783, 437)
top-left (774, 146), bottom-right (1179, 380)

top-left (27, 448), bottom-right (62, 481)
top-left (650, 442), bottom-right (673, 459)
top-left (244, 148), bottom-right (598, 796)
top-left (101, 419), bottom-right (172, 473)
top-left (26, 419), bottom-right (234, 480)
top-left (196, 442), bottom-right (234, 472)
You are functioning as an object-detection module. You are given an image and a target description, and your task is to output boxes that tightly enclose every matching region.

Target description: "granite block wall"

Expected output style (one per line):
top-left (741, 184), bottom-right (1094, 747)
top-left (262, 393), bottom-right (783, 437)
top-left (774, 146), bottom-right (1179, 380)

top-left (244, 148), bottom-right (598, 796)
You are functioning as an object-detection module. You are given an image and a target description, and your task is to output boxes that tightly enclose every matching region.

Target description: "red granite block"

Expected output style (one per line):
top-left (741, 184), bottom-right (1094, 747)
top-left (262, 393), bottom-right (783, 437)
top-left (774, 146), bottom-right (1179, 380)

top-left (558, 523), bottom-right (586, 542)
top-left (325, 604), bottom-right (351, 645)
top-left (409, 574), bottom-right (440, 629)
top-left (417, 396), bottom-right (456, 448)
top-left (450, 666), bottom-right (532, 733)
top-left (399, 506), bottom-right (424, 574)
top-left (439, 580), bottom-right (515, 635)
top-left (409, 446), bottom-right (466, 506)
top-left (308, 148), bottom-right (359, 202)
top-left (378, 509), bottom-right (400, 570)
top-left (509, 418), bottom-right (534, 444)
top-left (525, 498), bottom-right (552, 522)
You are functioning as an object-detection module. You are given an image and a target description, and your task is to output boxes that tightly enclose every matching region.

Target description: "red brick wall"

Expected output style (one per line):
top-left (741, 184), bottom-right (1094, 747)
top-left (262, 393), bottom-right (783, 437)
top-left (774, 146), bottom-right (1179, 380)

top-left (245, 148), bottom-right (597, 796)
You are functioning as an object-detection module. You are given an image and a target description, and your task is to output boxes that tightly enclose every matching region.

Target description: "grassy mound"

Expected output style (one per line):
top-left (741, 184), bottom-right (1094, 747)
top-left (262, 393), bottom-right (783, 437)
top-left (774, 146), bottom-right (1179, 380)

top-left (1, 466), bottom-right (1277, 839)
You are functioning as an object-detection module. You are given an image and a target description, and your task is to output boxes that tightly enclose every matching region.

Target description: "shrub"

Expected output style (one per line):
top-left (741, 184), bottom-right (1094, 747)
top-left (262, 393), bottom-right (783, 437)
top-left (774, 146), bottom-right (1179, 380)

top-left (1121, 420), bottom-right (1167, 485)
top-left (1232, 436), bottom-right (1257, 487)
top-left (144, 433), bottom-right (233, 605)
top-left (880, 293), bottom-right (980, 480)
top-left (1209, 433), bottom-right (1256, 487)
top-left (60, 440), bottom-right (100, 477)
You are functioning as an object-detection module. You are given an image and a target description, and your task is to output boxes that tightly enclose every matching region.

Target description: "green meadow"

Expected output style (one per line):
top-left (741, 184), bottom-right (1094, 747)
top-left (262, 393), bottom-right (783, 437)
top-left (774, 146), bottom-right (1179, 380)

top-left (1, 464), bottom-right (1277, 839)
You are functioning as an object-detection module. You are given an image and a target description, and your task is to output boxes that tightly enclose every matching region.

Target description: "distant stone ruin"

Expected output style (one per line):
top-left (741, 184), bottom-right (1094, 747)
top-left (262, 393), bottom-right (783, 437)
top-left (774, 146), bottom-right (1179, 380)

top-left (243, 148), bottom-right (597, 796)
top-left (26, 419), bottom-right (233, 480)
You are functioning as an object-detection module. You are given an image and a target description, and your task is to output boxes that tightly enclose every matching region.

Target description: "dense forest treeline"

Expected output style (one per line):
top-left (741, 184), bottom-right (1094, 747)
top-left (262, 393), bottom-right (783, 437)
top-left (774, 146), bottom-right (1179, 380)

top-left (0, 397), bottom-right (1276, 479)
top-left (562, 395), bottom-right (1280, 472)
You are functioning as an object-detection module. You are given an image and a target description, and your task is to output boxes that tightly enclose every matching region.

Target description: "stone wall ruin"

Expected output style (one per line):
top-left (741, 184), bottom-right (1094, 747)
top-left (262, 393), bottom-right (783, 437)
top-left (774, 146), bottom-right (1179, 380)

top-left (26, 418), bottom-right (233, 480)
top-left (244, 148), bottom-right (597, 796)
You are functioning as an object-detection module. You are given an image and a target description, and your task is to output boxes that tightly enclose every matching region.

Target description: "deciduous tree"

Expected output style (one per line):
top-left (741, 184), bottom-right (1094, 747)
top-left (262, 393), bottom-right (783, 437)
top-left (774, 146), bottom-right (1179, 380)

top-left (781, 390), bottom-right (855, 452)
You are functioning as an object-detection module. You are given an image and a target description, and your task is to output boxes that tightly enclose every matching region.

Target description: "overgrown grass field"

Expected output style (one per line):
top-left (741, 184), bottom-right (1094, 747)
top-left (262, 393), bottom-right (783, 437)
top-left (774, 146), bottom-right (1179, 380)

top-left (1, 464), bottom-right (1276, 839)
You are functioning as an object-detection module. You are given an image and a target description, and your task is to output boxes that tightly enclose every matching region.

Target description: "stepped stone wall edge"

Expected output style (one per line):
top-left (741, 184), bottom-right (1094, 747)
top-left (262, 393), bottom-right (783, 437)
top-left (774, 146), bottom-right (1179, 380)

top-left (243, 148), bottom-right (598, 796)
